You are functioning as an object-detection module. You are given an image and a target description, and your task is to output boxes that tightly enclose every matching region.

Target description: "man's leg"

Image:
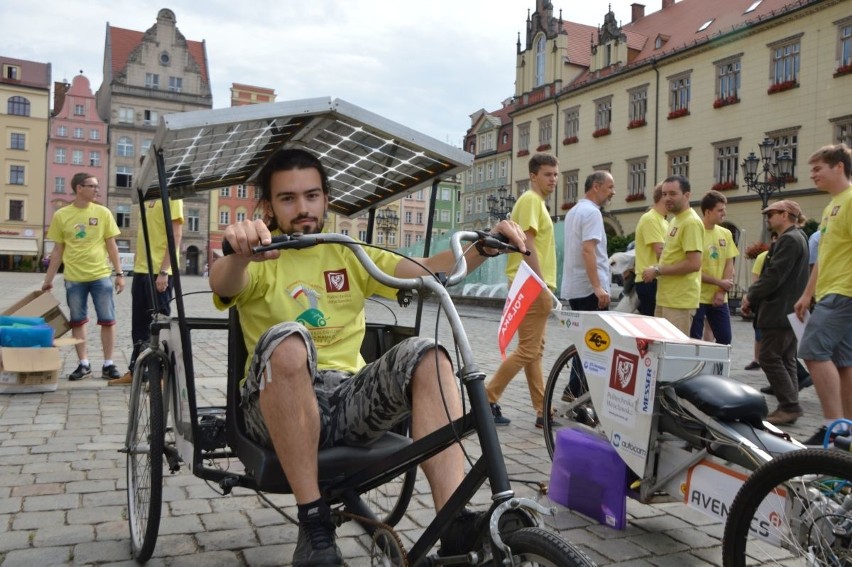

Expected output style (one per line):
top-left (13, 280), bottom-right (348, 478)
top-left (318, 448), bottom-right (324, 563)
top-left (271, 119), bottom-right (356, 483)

top-left (706, 303), bottom-right (732, 345)
top-left (65, 281), bottom-right (89, 362)
top-left (520, 292), bottom-right (551, 418)
top-left (689, 304), bottom-right (707, 340)
top-left (634, 281), bottom-right (656, 316)
top-left (657, 306), bottom-right (693, 336)
top-left (91, 277), bottom-right (118, 369)
top-left (759, 329), bottom-right (801, 422)
top-left (805, 360), bottom-right (844, 419)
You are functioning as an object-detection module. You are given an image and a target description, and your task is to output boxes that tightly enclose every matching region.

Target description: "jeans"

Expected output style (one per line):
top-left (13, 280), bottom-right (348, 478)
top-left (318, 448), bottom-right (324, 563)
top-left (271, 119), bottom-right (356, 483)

top-left (65, 277), bottom-right (115, 326)
top-left (129, 274), bottom-right (173, 370)
top-left (689, 303), bottom-right (732, 344)
top-left (634, 280), bottom-right (657, 316)
top-left (568, 293), bottom-right (607, 312)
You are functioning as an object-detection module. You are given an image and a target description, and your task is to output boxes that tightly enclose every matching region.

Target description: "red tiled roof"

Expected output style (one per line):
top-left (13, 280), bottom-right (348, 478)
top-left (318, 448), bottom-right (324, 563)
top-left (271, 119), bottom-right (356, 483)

top-left (0, 55), bottom-right (51, 90)
top-left (108, 25), bottom-right (208, 84)
top-left (561, 21), bottom-right (597, 66)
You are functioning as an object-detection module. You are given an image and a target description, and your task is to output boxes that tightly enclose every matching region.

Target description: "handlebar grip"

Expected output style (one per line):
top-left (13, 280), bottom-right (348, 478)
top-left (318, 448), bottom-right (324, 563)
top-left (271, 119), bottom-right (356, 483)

top-left (477, 231), bottom-right (531, 256)
top-left (221, 234), bottom-right (292, 256)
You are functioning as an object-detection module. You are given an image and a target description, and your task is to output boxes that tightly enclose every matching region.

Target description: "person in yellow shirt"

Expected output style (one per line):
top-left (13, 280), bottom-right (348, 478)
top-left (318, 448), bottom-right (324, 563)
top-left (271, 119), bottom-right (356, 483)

top-left (689, 190), bottom-right (738, 344)
top-left (640, 175), bottom-right (703, 334)
top-left (109, 198), bottom-right (184, 385)
top-left (794, 143), bottom-right (852, 446)
top-left (42, 173), bottom-right (124, 381)
top-left (210, 148), bottom-right (528, 566)
top-left (744, 235), bottom-right (773, 371)
top-left (633, 184), bottom-right (668, 315)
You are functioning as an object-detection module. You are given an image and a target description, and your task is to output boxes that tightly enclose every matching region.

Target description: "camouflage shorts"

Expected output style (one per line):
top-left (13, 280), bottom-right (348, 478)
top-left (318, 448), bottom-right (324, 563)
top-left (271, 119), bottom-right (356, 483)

top-left (241, 321), bottom-right (447, 449)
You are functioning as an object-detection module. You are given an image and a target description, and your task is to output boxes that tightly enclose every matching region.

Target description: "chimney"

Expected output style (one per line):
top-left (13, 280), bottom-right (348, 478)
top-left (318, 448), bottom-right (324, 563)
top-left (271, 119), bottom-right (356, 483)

top-left (631, 3), bottom-right (645, 21)
top-left (662, 0), bottom-right (675, 8)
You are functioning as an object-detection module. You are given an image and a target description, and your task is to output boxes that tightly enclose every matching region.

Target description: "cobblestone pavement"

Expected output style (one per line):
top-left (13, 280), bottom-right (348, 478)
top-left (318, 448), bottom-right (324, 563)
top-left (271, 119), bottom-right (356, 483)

top-left (0, 271), bottom-right (828, 566)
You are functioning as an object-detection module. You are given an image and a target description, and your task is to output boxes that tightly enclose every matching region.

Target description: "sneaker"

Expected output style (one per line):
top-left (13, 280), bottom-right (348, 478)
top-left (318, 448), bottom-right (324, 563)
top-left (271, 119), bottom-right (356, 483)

top-left (744, 361), bottom-right (761, 371)
top-left (439, 510), bottom-right (485, 557)
top-left (293, 510), bottom-right (343, 567)
top-left (536, 410), bottom-right (561, 429)
top-left (68, 363), bottom-right (92, 381)
top-left (766, 408), bottom-right (802, 425)
top-left (801, 426), bottom-right (851, 447)
top-left (102, 364), bottom-right (121, 380)
top-left (108, 371), bottom-right (133, 386)
top-left (490, 403), bottom-right (511, 426)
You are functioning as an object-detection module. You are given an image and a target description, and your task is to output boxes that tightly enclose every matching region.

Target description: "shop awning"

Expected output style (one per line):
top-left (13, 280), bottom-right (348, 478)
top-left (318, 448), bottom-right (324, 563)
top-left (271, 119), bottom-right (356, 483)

top-left (0, 238), bottom-right (39, 256)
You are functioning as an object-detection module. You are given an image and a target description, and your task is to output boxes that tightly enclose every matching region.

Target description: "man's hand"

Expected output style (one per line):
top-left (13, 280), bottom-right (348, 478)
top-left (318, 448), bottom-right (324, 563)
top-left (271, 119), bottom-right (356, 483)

top-left (155, 273), bottom-right (169, 293)
top-left (641, 266), bottom-right (657, 284)
top-left (740, 295), bottom-right (752, 316)
top-left (224, 219), bottom-right (280, 261)
top-left (114, 276), bottom-right (125, 294)
top-left (712, 289), bottom-right (726, 307)
top-left (594, 286), bottom-right (611, 309)
top-left (487, 220), bottom-right (528, 255)
top-left (717, 278), bottom-right (734, 292)
top-left (793, 294), bottom-right (811, 321)
top-left (41, 280), bottom-right (53, 292)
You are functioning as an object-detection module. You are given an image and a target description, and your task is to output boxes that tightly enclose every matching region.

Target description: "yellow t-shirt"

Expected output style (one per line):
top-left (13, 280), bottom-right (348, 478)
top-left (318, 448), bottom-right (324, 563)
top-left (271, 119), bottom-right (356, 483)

top-left (134, 199), bottom-right (184, 274)
top-left (815, 185), bottom-right (852, 301)
top-left (752, 250), bottom-right (768, 278)
top-left (657, 207), bottom-right (704, 309)
top-left (634, 208), bottom-right (668, 274)
top-left (699, 224), bottom-right (739, 303)
top-left (506, 190), bottom-right (556, 290)
top-left (46, 202), bottom-right (121, 283)
top-left (214, 241), bottom-right (402, 376)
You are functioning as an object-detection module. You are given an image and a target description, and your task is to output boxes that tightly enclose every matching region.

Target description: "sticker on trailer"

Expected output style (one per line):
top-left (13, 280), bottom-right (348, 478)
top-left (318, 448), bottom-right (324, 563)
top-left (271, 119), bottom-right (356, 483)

top-left (603, 349), bottom-right (639, 426)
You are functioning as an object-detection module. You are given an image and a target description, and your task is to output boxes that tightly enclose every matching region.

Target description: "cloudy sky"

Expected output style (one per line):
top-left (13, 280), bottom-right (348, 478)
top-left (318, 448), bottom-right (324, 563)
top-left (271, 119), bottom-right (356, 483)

top-left (2, 0), bottom-right (640, 145)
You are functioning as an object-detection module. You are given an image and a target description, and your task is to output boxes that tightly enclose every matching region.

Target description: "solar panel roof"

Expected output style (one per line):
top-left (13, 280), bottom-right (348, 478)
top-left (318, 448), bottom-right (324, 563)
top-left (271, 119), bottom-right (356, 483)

top-left (134, 97), bottom-right (473, 217)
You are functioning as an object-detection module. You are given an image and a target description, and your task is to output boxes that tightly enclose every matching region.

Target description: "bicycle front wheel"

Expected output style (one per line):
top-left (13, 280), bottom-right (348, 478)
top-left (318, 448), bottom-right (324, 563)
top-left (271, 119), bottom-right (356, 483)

top-left (542, 345), bottom-right (597, 459)
top-left (126, 354), bottom-right (166, 562)
top-left (722, 448), bottom-right (852, 567)
top-left (503, 527), bottom-right (596, 567)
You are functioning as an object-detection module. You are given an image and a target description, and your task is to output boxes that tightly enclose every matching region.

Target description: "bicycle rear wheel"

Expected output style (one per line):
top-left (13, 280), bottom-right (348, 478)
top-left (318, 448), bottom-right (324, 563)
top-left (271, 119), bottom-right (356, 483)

top-left (361, 419), bottom-right (416, 526)
top-left (722, 448), bottom-right (852, 567)
top-left (542, 345), bottom-right (597, 459)
top-left (503, 527), bottom-right (596, 567)
top-left (126, 354), bottom-right (166, 562)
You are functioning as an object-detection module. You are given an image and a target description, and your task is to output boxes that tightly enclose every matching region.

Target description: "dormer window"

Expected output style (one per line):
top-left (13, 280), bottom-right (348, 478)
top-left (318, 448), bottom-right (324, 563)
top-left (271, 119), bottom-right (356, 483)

top-left (745, 0), bottom-right (762, 13)
top-left (655, 34), bottom-right (670, 50)
top-left (698, 19), bottom-right (714, 32)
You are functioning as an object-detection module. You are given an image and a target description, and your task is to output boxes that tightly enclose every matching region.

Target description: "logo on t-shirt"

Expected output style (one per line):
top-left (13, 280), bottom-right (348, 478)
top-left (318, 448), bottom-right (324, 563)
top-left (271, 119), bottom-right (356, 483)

top-left (89, 218), bottom-right (99, 226)
top-left (669, 226), bottom-right (678, 237)
top-left (831, 205), bottom-right (841, 217)
top-left (324, 269), bottom-right (349, 292)
top-left (718, 238), bottom-right (727, 247)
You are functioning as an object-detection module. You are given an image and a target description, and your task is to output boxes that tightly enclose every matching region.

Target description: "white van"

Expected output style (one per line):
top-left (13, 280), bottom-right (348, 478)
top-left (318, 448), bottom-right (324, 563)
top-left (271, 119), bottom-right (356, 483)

top-left (119, 253), bottom-right (135, 275)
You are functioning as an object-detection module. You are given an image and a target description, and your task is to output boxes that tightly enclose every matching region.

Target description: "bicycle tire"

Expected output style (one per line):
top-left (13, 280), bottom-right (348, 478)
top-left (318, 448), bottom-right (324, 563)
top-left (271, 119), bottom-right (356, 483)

top-left (126, 355), bottom-right (166, 562)
top-left (503, 526), bottom-right (597, 567)
top-left (722, 448), bottom-right (852, 567)
top-left (542, 345), bottom-right (597, 459)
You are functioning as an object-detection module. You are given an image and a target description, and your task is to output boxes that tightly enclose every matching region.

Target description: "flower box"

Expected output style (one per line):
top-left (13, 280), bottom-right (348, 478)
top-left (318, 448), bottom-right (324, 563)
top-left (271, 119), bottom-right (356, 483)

top-left (536, 143), bottom-right (552, 152)
top-left (767, 80), bottom-right (797, 94)
top-left (835, 63), bottom-right (852, 77)
top-left (667, 108), bottom-right (689, 120)
top-left (592, 128), bottom-right (611, 138)
top-left (713, 96), bottom-right (739, 108)
top-left (711, 181), bottom-right (737, 191)
top-left (561, 202), bottom-right (576, 211)
top-left (625, 193), bottom-right (646, 202)
top-left (562, 136), bottom-right (579, 145)
top-left (516, 149), bottom-right (530, 157)
top-left (627, 119), bottom-right (646, 129)
top-left (745, 241), bottom-right (769, 260)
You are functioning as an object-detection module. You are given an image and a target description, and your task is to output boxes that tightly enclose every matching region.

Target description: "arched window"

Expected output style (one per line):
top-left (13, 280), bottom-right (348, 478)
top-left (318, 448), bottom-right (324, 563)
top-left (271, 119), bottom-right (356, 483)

top-left (534, 35), bottom-right (546, 87)
top-left (117, 136), bottom-right (134, 157)
top-left (7, 96), bottom-right (30, 116)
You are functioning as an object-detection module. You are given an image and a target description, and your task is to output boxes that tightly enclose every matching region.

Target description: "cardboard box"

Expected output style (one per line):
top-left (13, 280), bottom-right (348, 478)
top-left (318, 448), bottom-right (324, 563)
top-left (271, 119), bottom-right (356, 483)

top-left (2, 290), bottom-right (70, 338)
top-left (0, 337), bottom-right (80, 394)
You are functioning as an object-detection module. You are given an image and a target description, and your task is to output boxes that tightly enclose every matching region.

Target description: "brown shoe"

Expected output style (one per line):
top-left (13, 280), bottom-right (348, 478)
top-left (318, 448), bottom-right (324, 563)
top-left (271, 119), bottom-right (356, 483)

top-left (108, 371), bottom-right (132, 386)
top-left (766, 408), bottom-right (802, 425)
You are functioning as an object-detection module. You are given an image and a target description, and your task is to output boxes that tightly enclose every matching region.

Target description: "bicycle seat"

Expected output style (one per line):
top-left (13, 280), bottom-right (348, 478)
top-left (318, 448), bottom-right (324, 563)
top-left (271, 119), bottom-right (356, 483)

top-left (671, 374), bottom-right (767, 426)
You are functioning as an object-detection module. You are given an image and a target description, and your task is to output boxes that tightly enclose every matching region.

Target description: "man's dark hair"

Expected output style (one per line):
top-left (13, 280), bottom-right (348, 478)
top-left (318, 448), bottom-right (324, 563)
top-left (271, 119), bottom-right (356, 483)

top-left (808, 143), bottom-right (852, 180)
top-left (700, 190), bottom-right (727, 214)
top-left (584, 171), bottom-right (610, 192)
top-left (529, 153), bottom-right (558, 175)
top-left (70, 172), bottom-right (94, 194)
top-left (257, 148), bottom-right (330, 230)
top-left (663, 174), bottom-right (691, 194)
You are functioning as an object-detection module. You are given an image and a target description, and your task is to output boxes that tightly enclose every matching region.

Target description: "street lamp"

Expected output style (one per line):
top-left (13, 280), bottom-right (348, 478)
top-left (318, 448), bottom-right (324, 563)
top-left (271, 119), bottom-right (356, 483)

top-left (487, 185), bottom-right (516, 223)
top-left (375, 208), bottom-right (399, 246)
top-left (740, 137), bottom-right (795, 209)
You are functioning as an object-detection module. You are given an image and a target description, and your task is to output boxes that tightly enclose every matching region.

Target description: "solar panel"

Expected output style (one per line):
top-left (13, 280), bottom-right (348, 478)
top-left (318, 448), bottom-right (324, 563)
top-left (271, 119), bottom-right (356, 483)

top-left (135, 97), bottom-right (472, 217)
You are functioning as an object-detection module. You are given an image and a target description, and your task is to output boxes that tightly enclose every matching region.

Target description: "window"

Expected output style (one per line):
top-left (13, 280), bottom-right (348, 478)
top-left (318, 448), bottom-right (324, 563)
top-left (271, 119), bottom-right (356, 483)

top-left (534, 35), bottom-right (546, 87)
top-left (57, 125), bottom-right (68, 137)
top-left (144, 110), bottom-right (158, 125)
top-left (141, 139), bottom-right (153, 156)
top-left (745, 0), bottom-right (762, 13)
top-left (563, 170), bottom-right (579, 205)
top-left (9, 200), bottom-right (24, 221)
top-left (73, 127), bottom-right (83, 139)
top-left (416, 212), bottom-right (423, 225)
top-left (563, 106), bottom-right (580, 139)
top-left (117, 136), bottom-right (134, 157)
top-left (838, 20), bottom-right (852, 69)
top-left (9, 165), bottom-right (25, 185)
top-left (770, 37), bottom-right (801, 86)
top-left (90, 129), bottom-right (100, 140)
top-left (341, 228), bottom-right (350, 237)
top-left (767, 130), bottom-right (799, 179)
top-left (219, 209), bottom-right (230, 225)
top-left (715, 56), bottom-right (742, 102)
top-left (116, 205), bottom-right (131, 229)
top-left (187, 210), bottom-right (200, 232)
top-left (833, 116), bottom-right (852, 146)
top-left (594, 96), bottom-right (612, 131)
top-left (7, 96), bottom-right (30, 116)
top-left (669, 73), bottom-right (691, 112)
top-left (498, 159), bottom-right (508, 179)
top-left (404, 211), bottom-right (412, 224)
top-left (475, 195), bottom-right (483, 213)
top-left (440, 210), bottom-right (450, 222)
top-left (236, 210), bottom-right (247, 222)
top-left (697, 19), bottom-right (714, 32)
top-left (71, 150), bottom-right (84, 165)
top-left (388, 230), bottom-right (396, 247)
top-left (55, 148), bottom-right (67, 164)
top-left (441, 188), bottom-right (451, 201)
top-left (220, 187), bottom-right (231, 197)
top-left (714, 141), bottom-right (740, 185)
top-left (74, 104), bottom-right (85, 116)
top-left (116, 166), bottom-right (133, 188)
top-left (627, 158), bottom-right (647, 198)
top-left (90, 151), bottom-right (101, 167)
top-left (404, 233), bottom-right (412, 247)
top-left (486, 162), bottom-right (494, 181)
top-left (119, 107), bottom-right (134, 123)
top-left (668, 150), bottom-right (690, 178)
top-left (476, 165), bottom-right (484, 183)
top-left (10, 132), bottom-right (25, 150)
top-left (168, 76), bottom-right (182, 93)
top-left (538, 115), bottom-right (553, 148)
top-left (478, 131), bottom-right (494, 153)
top-left (376, 232), bottom-right (385, 245)
top-left (628, 86), bottom-right (647, 124)
top-left (237, 184), bottom-right (248, 199)
top-left (3, 64), bottom-right (20, 80)
top-left (145, 73), bottom-right (160, 89)
top-left (358, 230), bottom-right (367, 241)
top-left (55, 177), bottom-right (66, 194)
top-left (517, 123), bottom-right (530, 152)
top-left (465, 196), bottom-right (473, 215)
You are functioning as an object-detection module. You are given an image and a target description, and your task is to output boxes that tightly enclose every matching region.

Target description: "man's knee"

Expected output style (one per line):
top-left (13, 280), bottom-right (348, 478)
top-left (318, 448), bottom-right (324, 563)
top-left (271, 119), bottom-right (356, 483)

top-left (268, 334), bottom-right (310, 375)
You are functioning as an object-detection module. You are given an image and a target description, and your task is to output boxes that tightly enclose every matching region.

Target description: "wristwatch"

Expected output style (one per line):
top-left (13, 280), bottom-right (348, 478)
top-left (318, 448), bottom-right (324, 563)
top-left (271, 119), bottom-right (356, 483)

top-left (115, 272), bottom-right (125, 277)
top-left (653, 265), bottom-right (661, 276)
top-left (158, 270), bottom-right (168, 276)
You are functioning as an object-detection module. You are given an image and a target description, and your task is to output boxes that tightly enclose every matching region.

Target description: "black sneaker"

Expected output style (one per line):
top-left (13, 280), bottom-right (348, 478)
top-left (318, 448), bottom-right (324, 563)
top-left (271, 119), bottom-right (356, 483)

top-left (490, 403), bottom-right (511, 426)
top-left (801, 426), bottom-right (851, 447)
top-left (68, 364), bottom-right (92, 381)
top-left (439, 509), bottom-right (485, 557)
top-left (293, 507), bottom-right (343, 566)
top-left (102, 364), bottom-right (121, 380)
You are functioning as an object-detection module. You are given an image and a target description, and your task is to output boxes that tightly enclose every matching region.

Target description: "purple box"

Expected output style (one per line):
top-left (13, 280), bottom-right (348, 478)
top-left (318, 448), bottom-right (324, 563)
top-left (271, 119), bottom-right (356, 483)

top-left (549, 427), bottom-right (629, 529)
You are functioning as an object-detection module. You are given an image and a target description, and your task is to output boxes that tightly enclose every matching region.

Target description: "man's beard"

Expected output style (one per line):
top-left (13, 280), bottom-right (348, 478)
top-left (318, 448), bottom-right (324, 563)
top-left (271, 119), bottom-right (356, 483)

top-left (285, 215), bottom-right (324, 235)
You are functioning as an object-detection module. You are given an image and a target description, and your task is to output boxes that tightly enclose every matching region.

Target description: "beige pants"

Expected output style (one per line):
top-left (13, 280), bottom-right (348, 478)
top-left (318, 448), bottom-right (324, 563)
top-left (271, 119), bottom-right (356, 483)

top-left (655, 306), bottom-right (695, 336)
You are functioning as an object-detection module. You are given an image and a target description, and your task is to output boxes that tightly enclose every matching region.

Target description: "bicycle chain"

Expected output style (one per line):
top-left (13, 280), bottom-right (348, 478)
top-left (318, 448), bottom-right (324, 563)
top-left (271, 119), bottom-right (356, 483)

top-left (336, 510), bottom-right (409, 566)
